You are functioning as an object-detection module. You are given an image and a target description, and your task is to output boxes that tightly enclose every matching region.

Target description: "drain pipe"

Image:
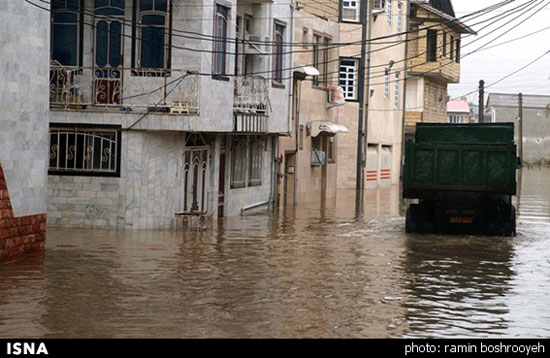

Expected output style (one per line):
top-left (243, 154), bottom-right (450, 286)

top-left (241, 199), bottom-right (273, 215)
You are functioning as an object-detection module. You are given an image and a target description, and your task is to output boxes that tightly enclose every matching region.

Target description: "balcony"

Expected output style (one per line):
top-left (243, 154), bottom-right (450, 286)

top-left (49, 63), bottom-right (200, 114)
top-left (233, 76), bottom-right (270, 133)
top-left (233, 76), bottom-right (270, 114)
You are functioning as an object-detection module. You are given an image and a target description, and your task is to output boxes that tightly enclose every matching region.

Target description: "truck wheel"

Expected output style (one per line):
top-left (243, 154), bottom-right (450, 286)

top-left (504, 205), bottom-right (516, 237)
top-left (406, 204), bottom-right (420, 233)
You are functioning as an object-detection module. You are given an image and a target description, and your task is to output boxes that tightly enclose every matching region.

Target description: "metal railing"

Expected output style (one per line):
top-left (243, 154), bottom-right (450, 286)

top-left (49, 62), bottom-right (200, 113)
top-left (233, 76), bottom-right (271, 114)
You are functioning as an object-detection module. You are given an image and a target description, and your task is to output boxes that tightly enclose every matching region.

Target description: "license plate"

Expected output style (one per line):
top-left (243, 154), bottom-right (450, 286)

top-left (450, 217), bottom-right (473, 224)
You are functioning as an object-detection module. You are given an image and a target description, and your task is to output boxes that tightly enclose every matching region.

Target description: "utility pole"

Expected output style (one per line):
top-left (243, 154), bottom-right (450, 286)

top-left (355, 0), bottom-right (369, 215)
top-left (518, 92), bottom-right (523, 163)
top-left (478, 80), bottom-right (485, 123)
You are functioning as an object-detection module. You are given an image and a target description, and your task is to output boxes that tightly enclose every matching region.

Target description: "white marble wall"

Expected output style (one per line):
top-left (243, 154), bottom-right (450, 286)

top-left (48, 131), bottom-right (187, 229)
top-left (0, 1), bottom-right (49, 217)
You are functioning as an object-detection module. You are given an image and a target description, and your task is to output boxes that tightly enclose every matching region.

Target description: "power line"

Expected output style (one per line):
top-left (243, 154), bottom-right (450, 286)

top-left (39, 0), bottom-right (511, 48)
top-left (293, 0), bottom-right (543, 87)
top-left (451, 49), bottom-right (550, 100)
top-left (31, 0), bottom-right (544, 102)
top-left (29, 0), bottom-right (513, 81)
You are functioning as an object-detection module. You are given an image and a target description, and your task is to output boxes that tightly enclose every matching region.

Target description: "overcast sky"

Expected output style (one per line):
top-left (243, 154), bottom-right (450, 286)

top-left (448, 0), bottom-right (550, 102)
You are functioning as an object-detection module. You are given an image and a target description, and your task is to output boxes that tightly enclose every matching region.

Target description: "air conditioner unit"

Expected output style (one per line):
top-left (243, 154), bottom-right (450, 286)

top-left (373, 0), bottom-right (385, 11)
top-left (311, 150), bottom-right (326, 166)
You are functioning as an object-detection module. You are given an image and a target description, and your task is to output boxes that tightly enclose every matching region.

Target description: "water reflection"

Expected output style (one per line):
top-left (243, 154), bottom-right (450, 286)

top-left (402, 235), bottom-right (514, 338)
top-left (0, 168), bottom-right (548, 338)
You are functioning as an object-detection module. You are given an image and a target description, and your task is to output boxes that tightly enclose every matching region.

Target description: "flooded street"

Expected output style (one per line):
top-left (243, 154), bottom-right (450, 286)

top-left (0, 168), bottom-right (549, 338)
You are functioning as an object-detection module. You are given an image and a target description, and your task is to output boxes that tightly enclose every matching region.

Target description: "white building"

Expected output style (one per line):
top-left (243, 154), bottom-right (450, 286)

top-left (47, 0), bottom-right (291, 228)
top-left (447, 99), bottom-right (470, 124)
top-left (0, 1), bottom-right (49, 262)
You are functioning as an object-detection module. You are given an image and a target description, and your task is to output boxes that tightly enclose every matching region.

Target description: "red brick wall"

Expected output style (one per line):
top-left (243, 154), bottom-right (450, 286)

top-left (0, 163), bottom-right (46, 264)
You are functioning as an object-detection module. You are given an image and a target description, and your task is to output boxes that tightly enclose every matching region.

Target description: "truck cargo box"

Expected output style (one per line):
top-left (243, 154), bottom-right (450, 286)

top-left (403, 123), bottom-right (518, 236)
top-left (403, 123), bottom-right (517, 198)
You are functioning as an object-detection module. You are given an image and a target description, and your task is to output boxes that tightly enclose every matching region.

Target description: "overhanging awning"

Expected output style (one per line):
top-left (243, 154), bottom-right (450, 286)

top-left (309, 121), bottom-right (349, 137)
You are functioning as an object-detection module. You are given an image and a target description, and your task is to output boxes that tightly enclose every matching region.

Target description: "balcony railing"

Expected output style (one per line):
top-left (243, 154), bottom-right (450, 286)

top-left (49, 63), bottom-right (200, 114)
top-left (233, 76), bottom-right (270, 114)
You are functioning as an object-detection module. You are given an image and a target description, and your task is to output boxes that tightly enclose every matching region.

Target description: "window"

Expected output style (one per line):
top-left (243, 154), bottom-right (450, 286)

top-left (94, 0), bottom-right (125, 104)
top-left (328, 136), bottom-right (335, 163)
top-left (322, 37), bottom-right (330, 86)
top-left (133, 0), bottom-right (170, 71)
top-left (231, 138), bottom-right (248, 188)
top-left (442, 32), bottom-right (447, 57)
top-left (51, 0), bottom-right (82, 66)
top-left (231, 136), bottom-right (263, 188)
top-left (455, 39), bottom-right (461, 63)
top-left (341, 0), bottom-right (359, 22)
top-left (387, 0), bottom-right (392, 26)
top-left (373, 0), bottom-right (385, 11)
top-left (397, 2), bottom-right (402, 33)
top-left (49, 125), bottom-right (121, 177)
top-left (213, 4), bottom-right (229, 75)
top-left (248, 137), bottom-right (263, 186)
top-left (273, 21), bottom-right (285, 84)
top-left (339, 58), bottom-right (358, 100)
top-left (450, 35), bottom-right (455, 61)
top-left (302, 27), bottom-right (309, 49)
top-left (311, 136), bottom-right (325, 166)
top-left (313, 35), bottom-right (321, 86)
top-left (244, 14), bottom-right (253, 33)
top-left (450, 115), bottom-right (464, 124)
top-left (384, 69), bottom-right (390, 98)
top-left (394, 72), bottom-right (400, 108)
top-left (427, 30), bottom-right (437, 62)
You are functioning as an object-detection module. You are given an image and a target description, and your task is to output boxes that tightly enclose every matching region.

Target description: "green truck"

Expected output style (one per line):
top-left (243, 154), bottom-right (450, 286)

top-left (403, 123), bottom-right (519, 236)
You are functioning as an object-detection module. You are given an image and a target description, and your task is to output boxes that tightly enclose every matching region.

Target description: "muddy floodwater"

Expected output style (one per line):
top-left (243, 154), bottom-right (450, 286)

top-left (1, 168), bottom-right (549, 338)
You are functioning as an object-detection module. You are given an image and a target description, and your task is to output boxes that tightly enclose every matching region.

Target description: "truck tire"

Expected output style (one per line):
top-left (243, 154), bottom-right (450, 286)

top-left (503, 205), bottom-right (516, 237)
top-left (406, 204), bottom-right (420, 233)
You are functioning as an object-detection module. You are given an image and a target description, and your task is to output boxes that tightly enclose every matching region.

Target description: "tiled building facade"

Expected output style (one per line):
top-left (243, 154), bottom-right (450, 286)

top-left (0, 1), bottom-right (50, 262)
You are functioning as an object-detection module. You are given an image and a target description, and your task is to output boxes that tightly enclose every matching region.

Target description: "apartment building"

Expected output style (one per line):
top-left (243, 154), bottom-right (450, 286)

top-left (47, 0), bottom-right (291, 228)
top-left (0, 1), bottom-right (49, 262)
top-left (404, 0), bottom-right (475, 138)
top-left (277, 3), bottom-right (347, 210)
top-left (336, 0), bottom-right (408, 189)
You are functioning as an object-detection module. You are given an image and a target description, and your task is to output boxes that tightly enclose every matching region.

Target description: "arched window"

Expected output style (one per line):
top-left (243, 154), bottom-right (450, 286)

top-left (136, 0), bottom-right (170, 70)
top-left (213, 4), bottom-right (229, 75)
top-left (273, 22), bottom-right (285, 84)
top-left (51, 0), bottom-right (82, 66)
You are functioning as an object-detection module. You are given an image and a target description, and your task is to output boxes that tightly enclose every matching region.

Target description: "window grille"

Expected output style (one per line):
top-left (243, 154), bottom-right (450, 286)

top-left (49, 126), bottom-right (120, 176)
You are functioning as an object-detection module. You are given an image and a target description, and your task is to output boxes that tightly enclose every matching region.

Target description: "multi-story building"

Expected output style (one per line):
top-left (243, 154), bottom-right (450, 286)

top-left (277, 2), bottom-right (347, 210)
top-left (404, 0), bottom-right (475, 138)
top-left (336, 0), bottom-right (408, 189)
top-left (0, 1), bottom-right (49, 262)
top-left (47, 0), bottom-right (291, 229)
